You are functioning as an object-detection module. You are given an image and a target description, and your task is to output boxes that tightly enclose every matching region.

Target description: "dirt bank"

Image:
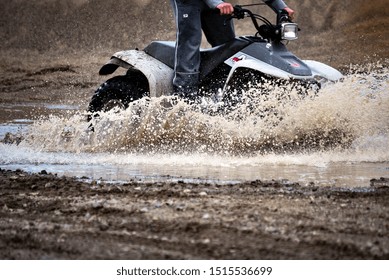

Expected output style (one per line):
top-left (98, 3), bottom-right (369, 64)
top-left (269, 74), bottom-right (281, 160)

top-left (1, 168), bottom-right (388, 259)
top-left (1, 0), bottom-right (388, 68)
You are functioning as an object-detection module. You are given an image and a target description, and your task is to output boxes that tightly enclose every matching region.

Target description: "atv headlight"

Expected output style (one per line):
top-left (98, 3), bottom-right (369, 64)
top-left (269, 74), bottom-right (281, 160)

top-left (281, 23), bottom-right (298, 40)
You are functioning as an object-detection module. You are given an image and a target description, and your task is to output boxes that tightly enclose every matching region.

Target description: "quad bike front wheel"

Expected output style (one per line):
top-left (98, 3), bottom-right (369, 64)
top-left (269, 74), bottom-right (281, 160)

top-left (87, 71), bottom-right (149, 120)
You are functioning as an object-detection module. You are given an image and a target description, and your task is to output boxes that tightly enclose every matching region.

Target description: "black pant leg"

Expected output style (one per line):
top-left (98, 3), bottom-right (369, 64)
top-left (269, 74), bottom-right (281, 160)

top-left (170, 0), bottom-right (203, 92)
top-left (201, 9), bottom-right (235, 47)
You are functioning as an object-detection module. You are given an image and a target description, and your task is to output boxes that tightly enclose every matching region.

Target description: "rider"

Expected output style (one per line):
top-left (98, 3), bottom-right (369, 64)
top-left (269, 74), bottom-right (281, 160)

top-left (170, 0), bottom-right (295, 100)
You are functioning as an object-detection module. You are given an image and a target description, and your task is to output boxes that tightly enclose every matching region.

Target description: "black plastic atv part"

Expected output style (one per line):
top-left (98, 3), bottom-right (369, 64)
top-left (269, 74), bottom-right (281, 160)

top-left (144, 38), bottom-right (251, 79)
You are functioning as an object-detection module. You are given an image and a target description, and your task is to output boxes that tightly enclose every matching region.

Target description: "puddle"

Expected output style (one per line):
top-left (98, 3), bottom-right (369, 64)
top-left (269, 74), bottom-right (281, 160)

top-left (1, 144), bottom-right (388, 187)
top-left (0, 103), bottom-right (80, 138)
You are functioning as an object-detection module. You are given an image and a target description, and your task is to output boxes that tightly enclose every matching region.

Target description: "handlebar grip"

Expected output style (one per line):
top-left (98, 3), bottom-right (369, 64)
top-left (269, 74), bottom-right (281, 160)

top-left (233, 5), bottom-right (246, 19)
top-left (277, 9), bottom-right (292, 23)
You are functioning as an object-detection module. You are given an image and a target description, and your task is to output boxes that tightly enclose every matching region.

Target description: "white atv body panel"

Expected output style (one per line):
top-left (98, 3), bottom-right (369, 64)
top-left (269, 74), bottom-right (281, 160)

top-left (223, 58), bottom-right (313, 92)
top-left (223, 57), bottom-right (342, 92)
top-left (302, 60), bottom-right (343, 81)
top-left (103, 50), bottom-right (174, 97)
top-left (101, 51), bottom-right (343, 98)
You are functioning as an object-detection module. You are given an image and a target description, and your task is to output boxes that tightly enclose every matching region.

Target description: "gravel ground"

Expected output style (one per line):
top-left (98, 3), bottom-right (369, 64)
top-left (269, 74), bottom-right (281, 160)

top-left (1, 168), bottom-right (388, 259)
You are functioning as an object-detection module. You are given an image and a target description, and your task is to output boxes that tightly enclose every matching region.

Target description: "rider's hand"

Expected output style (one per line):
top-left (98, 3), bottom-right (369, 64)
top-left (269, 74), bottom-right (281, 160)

top-left (216, 2), bottom-right (234, 15)
top-left (284, 7), bottom-right (295, 20)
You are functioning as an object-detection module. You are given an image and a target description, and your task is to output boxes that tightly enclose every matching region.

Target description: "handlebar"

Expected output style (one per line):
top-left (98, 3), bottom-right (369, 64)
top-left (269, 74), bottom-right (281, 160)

top-left (232, 5), bottom-right (264, 31)
top-left (227, 5), bottom-right (296, 41)
top-left (232, 5), bottom-right (292, 25)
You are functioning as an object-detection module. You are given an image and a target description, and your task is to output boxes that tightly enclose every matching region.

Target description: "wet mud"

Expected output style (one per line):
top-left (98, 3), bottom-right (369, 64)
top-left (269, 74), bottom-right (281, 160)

top-left (1, 168), bottom-right (389, 259)
top-left (0, 0), bottom-right (389, 259)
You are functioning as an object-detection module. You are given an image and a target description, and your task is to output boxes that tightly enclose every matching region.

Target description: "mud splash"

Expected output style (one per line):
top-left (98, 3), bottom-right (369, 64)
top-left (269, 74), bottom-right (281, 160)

top-left (21, 65), bottom-right (389, 155)
top-left (1, 65), bottom-right (387, 186)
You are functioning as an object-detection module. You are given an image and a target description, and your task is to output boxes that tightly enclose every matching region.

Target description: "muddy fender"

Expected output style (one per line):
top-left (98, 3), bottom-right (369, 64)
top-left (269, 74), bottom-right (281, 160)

top-left (99, 50), bottom-right (174, 97)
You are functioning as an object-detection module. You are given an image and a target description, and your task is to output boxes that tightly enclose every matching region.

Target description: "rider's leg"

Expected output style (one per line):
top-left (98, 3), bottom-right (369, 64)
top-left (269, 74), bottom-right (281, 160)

top-left (201, 9), bottom-right (235, 47)
top-left (170, 0), bottom-right (203, 98)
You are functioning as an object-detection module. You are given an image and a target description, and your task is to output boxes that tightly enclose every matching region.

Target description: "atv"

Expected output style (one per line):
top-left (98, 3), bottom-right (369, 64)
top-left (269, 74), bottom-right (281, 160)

top-left (87, 5), bottom-right (343, 117)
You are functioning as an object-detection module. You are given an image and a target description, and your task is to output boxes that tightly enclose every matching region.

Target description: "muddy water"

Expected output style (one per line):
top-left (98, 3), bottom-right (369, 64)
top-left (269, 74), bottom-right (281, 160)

top-left (1, 67), bottom-right (388, 186)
